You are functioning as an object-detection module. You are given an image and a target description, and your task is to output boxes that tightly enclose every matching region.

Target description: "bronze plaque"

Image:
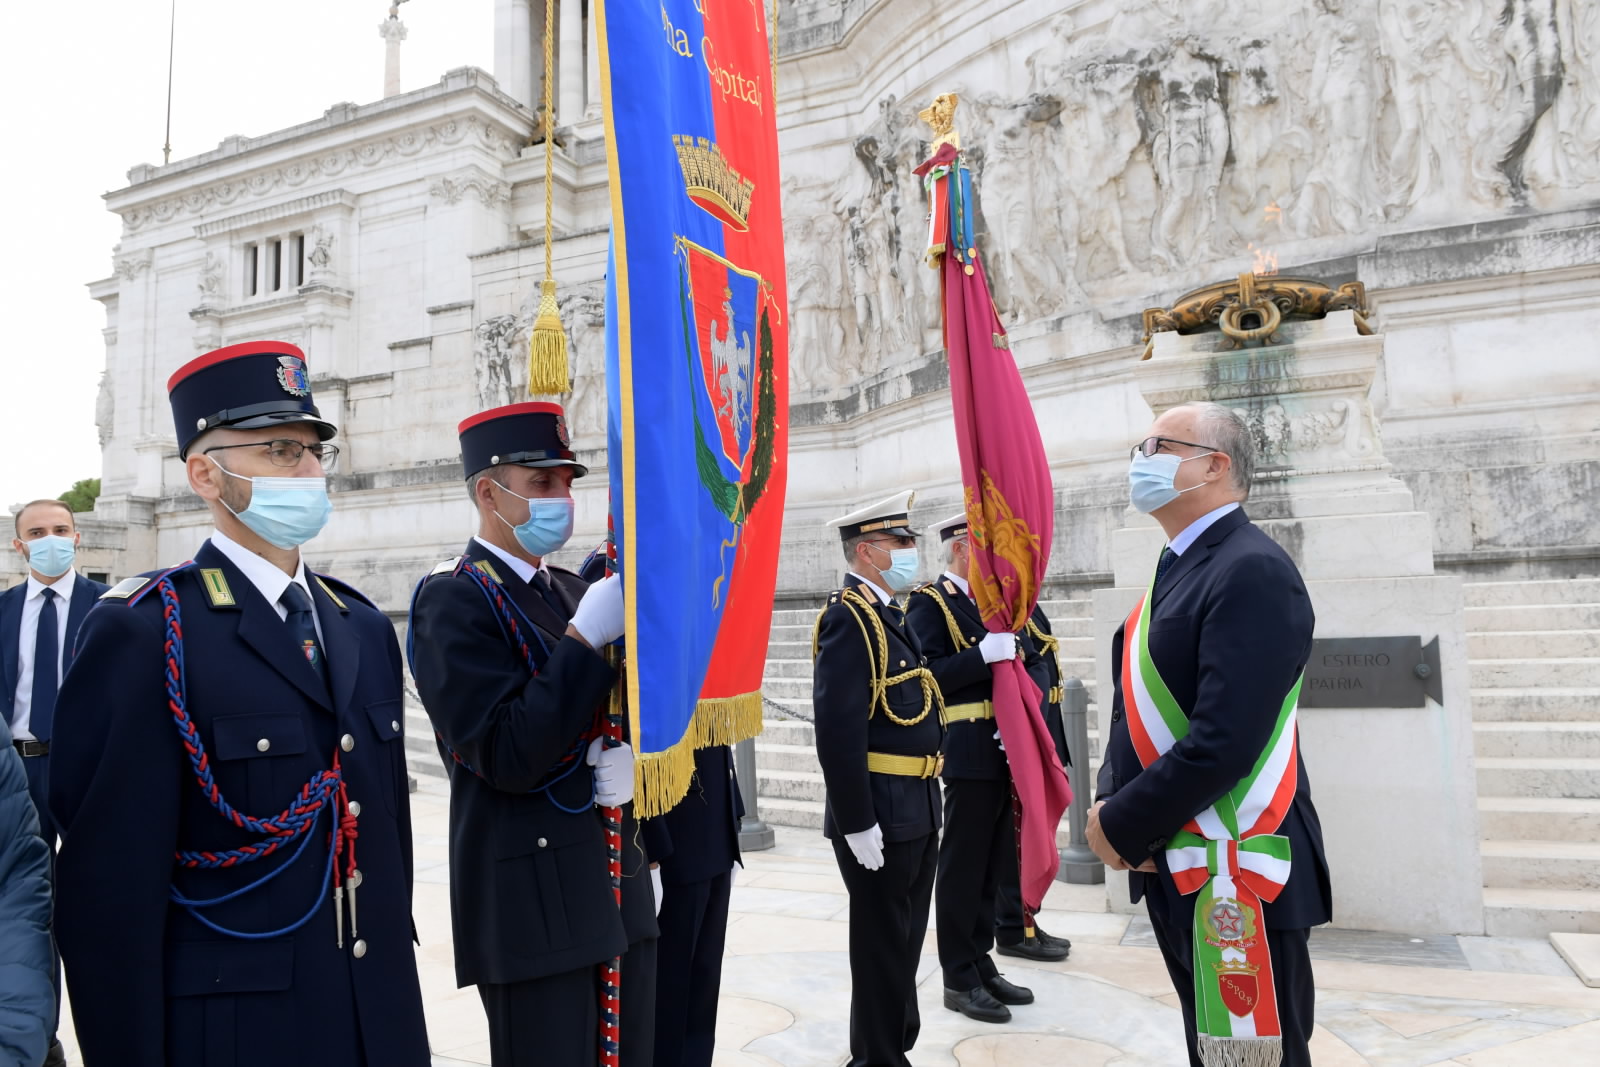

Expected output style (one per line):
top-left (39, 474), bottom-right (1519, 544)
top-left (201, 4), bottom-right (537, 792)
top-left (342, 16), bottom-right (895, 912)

top-left (1300, 636), bottom-right (1442, 709)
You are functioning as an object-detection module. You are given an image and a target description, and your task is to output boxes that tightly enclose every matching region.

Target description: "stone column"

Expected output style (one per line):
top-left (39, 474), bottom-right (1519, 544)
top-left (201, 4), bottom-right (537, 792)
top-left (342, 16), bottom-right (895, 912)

top-left (493, 0), bottom-right (536, 111)
top-left (1093, 291), bottom-right (1484, 936)
top-left (379, 17), bottom-right (407, 98)
top-left (558, 0), bottom-right (584, 125)
top-left (585, 0), bottom-right (601, 119)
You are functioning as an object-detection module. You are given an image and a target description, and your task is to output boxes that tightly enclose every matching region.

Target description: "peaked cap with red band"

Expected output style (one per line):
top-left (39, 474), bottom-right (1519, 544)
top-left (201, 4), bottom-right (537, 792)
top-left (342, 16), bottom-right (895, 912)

top-left (168, 340), bottom-right (336, 458)
top-left (458, 401), bottom-right (587, 480)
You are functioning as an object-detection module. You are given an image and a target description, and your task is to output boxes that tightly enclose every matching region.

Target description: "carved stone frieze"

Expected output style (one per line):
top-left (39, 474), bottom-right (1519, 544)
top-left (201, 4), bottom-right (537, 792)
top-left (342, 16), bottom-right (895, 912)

top-left (122, 117), bottom-right (518, 232)
top-left (428, 168), bottom-right (511, 207)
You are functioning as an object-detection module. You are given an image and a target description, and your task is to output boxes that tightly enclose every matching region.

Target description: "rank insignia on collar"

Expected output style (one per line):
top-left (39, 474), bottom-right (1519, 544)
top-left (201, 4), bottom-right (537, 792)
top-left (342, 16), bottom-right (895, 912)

top-left (472, 559), bottom-right (504, 584)
top-left (942, 580), bottom-right (957, 595)
top-left (200, 568), bottom-right (235, 607)
top-left (276, 355), bottom-right (311, 397)
top-left (100, 575), bottom-right (150, 600)
top-left (315, 577), bottom-right (347, 611)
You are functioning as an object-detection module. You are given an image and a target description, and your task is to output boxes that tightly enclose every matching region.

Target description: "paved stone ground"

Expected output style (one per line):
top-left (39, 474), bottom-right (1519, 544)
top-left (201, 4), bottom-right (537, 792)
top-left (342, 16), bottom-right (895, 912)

top-left (56, 777), bottom-right (1600, 1064)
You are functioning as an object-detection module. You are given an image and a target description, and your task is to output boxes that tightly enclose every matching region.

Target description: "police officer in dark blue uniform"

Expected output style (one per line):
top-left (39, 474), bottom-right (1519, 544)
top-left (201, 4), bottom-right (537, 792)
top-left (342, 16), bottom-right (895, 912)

top-left (407, 402), bottom-right (658, 1066)
top-left (993, 600), bottom-right (1075, 962)
top-left (49, 340), bottom-right (430, 1066)
top-left (906, 513), bottom-right (1049, 1025)
top-left (812, 491), bottom-right (946, 1067)
top-left (639, 744), bottom-right (742, 1067)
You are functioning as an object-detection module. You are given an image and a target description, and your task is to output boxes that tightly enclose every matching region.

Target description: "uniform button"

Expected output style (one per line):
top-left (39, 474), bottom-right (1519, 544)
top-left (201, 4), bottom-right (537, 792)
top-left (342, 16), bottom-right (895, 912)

top-left (899, 659), bottom-right (907, 667)
top-left (1111, 711), bottom-right (1123, 723)
top-left (348, 801), bottom-right (361, 817)
top-left (256, 738), bottom-right (271, 752)
top-left (341, 734), bottom-right (355, 752)
top-left (352, 939), bottom-right (367, 958)
top-left (391, 720), bottom-right (400, 732)
top-left (537, 837), bottom-right (549, 848)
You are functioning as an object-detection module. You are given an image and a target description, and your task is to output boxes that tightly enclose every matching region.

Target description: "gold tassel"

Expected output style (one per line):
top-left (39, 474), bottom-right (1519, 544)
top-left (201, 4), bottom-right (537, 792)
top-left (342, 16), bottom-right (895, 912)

top-left (631, 692), bottom-right (766, 817)
top-left (527, 279), bottom-right (569, 396)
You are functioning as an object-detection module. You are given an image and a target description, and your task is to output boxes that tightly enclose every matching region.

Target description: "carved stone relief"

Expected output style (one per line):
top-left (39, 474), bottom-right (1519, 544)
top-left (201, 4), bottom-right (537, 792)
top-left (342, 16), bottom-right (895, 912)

top-left (777, 0), bottom-right (1600, 396)
top-left (94, 371), bottom-right (114, 447)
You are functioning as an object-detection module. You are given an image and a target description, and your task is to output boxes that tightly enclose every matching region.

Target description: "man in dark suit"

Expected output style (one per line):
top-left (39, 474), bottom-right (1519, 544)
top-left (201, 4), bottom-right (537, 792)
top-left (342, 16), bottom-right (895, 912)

top-left (907, 513), bottom-right (1046, 1024)
top-left (994, 601), bottom-right (1074, 962)
top-left (1, 498), bottom-right (103, 1066)
top-left (1089, 401), bottom-right (1332, 1067)
top-left (812, 491), bottom-right (946, 1067)
top-left (407, 402), bottom-right (657, 1066)
top-left (50, 341), bottom-right (430, 1066)
top-left (640, 744), bottom-right (742, 1067)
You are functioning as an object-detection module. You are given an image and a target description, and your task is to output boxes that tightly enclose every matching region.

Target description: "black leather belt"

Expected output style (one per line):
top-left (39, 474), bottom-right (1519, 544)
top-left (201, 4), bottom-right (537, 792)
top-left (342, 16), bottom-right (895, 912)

top-left (13, 740), bottom-right (48, 758)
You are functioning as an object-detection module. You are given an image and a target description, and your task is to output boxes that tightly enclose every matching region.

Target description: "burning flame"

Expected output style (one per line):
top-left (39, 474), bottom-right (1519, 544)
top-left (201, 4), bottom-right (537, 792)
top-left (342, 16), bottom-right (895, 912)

top-left (1247, 200), bottom-right (1283, 277)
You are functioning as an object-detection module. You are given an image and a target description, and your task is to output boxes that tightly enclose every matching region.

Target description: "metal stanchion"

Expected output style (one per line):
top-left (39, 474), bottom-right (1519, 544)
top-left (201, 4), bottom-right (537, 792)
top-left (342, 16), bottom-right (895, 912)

top-left (735, 735), bottom-right (775, 851)
top-left (1056, 677), bottom-right (1105, 884)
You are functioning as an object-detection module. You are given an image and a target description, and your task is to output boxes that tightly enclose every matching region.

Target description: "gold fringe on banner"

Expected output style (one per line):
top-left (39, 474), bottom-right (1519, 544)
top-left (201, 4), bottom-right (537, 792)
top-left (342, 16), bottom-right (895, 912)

top-left (632, 691), bottom-right (765, 817)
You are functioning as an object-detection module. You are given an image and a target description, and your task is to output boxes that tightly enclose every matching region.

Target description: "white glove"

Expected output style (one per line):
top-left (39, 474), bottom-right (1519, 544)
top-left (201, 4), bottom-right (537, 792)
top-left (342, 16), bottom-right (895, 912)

top-left (587, 737), bottom-right (635, 807)
top-left (571, 574), bottom-right (625, 648)
top-left (979, 631), bottom-right (1019, 664)
top-left (651, 865), bottom-right (663, 917)
top-left (994, 729), bottom-right (1006, 752)
top-left (845, 823), bottom-right (885, 871)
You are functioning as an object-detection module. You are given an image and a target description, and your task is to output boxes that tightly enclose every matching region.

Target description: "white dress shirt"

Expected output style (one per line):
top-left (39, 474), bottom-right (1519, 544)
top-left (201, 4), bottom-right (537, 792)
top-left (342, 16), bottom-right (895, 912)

top-left (472, 535), bottom-right (554, 587)
top-left (846, 572), bottom-right (895, 606)
top-left (209, 529), bottom-right (324, 647)
top-left (1169, 502), bottom-right (1240, 556)
top-left (10, 571), bottom-right (77, 741)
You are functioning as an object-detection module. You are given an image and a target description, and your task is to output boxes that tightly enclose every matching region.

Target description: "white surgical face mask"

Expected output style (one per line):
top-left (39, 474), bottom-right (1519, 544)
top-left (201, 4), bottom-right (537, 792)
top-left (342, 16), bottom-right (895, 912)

top-left (1127, 451), bottom-right (1215, 514)
top-left (211, 460), bottom-right (333, 549)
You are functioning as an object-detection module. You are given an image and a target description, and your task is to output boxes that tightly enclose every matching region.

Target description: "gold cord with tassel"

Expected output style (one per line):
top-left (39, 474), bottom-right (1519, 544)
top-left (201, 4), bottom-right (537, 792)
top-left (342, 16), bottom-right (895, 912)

top-left (527, 0), bottom-right (569, 397)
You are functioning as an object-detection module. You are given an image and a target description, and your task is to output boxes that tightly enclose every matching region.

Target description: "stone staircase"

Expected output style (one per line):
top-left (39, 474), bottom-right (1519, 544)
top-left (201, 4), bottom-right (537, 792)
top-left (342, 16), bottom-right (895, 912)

top-left (756, 597), bottom-right (1100, 835)
top-left (1467, 578), bottom-right (1600, 936)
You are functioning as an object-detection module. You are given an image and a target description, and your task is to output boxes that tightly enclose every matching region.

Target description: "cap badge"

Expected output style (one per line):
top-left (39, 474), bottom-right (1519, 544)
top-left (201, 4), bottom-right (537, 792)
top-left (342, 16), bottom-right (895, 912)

top-left (276, 355), bottom-right (311, 397)
top-left (555, 414), bottom-right (571, 449)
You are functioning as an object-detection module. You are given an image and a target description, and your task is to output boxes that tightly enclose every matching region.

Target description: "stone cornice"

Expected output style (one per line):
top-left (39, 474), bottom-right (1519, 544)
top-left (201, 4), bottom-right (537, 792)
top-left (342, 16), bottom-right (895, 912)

top-left (193, 190), bottom-right (359, 238)
top-left (109, 69), bottom-right (532, 233)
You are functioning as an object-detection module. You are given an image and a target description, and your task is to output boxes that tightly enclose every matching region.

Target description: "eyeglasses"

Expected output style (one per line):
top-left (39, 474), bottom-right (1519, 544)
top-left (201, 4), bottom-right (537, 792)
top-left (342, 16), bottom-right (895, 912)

top-left (1130, 436), bottom-right (1218, 460)
top-left (203, 439), bottom-right (341, 469)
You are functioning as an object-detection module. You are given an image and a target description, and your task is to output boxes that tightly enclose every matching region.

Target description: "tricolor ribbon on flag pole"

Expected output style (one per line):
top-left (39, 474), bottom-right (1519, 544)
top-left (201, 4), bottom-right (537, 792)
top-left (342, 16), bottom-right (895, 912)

top-left (1122, 554), bottom-right (1303, 1067)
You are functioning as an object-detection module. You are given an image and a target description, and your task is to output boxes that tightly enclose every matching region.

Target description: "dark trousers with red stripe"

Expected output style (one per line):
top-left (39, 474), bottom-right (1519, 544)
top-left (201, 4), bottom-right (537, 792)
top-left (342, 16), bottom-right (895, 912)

top-left (1146, 889), bottom-right (1316, 1067)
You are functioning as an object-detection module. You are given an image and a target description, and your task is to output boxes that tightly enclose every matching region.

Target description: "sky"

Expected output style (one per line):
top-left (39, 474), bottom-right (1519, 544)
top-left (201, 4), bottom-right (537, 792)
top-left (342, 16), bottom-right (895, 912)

top-left (0, 0), bottom-right (494, 512)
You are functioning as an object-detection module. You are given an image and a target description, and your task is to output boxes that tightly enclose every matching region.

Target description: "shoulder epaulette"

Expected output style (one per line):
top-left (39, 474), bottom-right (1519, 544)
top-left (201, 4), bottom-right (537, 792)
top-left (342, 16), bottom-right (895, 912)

top-left (101, 562), bottom-right (195, 607)
top-left (100, 576), bottom-right (150, 601)
top-left (425, 556), bottom-right (463, 578)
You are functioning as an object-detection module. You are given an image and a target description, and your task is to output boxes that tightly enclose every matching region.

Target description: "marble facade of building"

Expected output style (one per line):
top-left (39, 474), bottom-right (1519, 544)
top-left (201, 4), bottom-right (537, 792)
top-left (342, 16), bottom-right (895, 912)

top-left (29, 0), bottom-right (1600, 611)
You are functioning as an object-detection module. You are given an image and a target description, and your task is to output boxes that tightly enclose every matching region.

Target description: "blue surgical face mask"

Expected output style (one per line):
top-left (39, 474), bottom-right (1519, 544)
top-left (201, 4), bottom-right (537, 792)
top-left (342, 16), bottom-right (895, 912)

top-left (492, 480), bottom-right (575, 558)
top-left (211, 462), bottom-right (333, 549)
top-left (1128, 451), bottom-right (1215, 514)
top-left (870, 544), bottom-right (920, 592)
top-left (24, 534), bottom-right (76, 578)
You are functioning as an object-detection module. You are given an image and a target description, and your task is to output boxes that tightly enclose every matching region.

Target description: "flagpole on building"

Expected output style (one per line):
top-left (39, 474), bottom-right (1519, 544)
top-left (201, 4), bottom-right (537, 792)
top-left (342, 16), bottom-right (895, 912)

top-left (162, 0), bottom-right (176, 164)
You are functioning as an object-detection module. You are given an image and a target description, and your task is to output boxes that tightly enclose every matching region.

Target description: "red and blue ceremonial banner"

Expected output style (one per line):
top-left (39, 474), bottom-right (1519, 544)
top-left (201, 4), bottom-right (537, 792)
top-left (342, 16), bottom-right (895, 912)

top-left (597, 0), bottom-right (788, 815)
top-left (917, 130), bottom-right (1071, 915)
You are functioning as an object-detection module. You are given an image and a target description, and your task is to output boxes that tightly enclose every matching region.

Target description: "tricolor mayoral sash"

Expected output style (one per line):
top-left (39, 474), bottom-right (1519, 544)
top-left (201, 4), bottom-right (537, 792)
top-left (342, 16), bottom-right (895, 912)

top-left (1122, 556), bottom-right (1303, 1067)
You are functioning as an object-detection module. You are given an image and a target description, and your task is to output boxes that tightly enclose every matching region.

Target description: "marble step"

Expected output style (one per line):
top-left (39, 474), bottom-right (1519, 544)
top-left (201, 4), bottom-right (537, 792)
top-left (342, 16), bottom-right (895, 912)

top-left (759, 796), bottom-right (826, 830)
top-left (1483, 886), bottom-right (1600, 937)
top-left (757, 742), bottom-right (823, 775)
top-left (1465, 579), bottom-right (1600, 608)
top-left (1470, 658), bottom-right (1600, 689)
top-left (1469, 630), bottom-right (1600, 660)
top-left (403, 704), bottom-right (448, 781)
top-left (758, 768), bottom-right (828, 803)
top-left (1475, 757), bottom-right (1600, 799)
top-left (1038, 599), bottom-right (1094, 619)
top-left (1472, 688), bottom-right (1600, 723)
top-left (1474, 722), bottom-right (1600, 759)
top-left (1467, 604), bottom-right (1600, 633)
top-left (1478, 797), bottom-right (1600, 841)
top-left (1480, 840), bottom-right (1600, 892)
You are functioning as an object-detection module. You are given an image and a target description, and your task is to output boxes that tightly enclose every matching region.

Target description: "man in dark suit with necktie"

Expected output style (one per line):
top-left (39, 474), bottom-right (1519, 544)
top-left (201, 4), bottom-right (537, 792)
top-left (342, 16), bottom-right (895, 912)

top-left (2, 498), bottom-right (107, 1066)
top-left (407, 402), bottom-right (658, 1066)
top-left (812, 490), bottom-right (946, 1067)
top-left (1088, 401), bottom-right (1332, 1067)
top-left (50, 341), bottom-right (431, 1066)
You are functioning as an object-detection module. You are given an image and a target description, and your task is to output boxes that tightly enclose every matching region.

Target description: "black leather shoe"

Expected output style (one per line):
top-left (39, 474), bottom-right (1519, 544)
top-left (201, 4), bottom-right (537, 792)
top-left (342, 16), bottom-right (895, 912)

top-left (1034, 924), bottom-right (1073, 953)
top-left (996, 934), bottom-right (1069, 961)
top-left (943, 985), bottom-right (1011, 1023)
top-left (43, 1039), bottom-right (65, 1067)
top-left (984, 972), bottom-right (1035, 1005)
